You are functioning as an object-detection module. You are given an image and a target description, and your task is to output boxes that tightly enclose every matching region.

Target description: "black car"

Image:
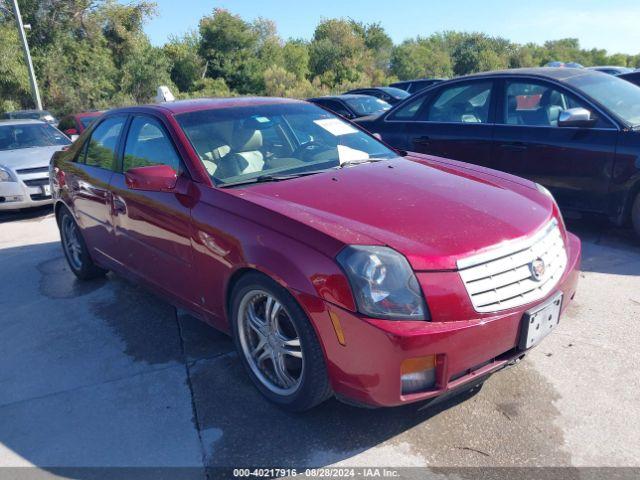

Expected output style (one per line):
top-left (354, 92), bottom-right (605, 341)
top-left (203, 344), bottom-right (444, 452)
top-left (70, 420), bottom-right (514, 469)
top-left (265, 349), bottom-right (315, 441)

top-left (618, 71), bottom-right (640, 87)
top-left (343, 87), bottom-right (410, 105)
top-left (307, 94), bottom-right (391, 119)
top-left (356, 68), bottom-right (640, 237)
top-left (588, 66), bottom-right (634, 76)
top-left (389, 78), bottom-right (446, 94)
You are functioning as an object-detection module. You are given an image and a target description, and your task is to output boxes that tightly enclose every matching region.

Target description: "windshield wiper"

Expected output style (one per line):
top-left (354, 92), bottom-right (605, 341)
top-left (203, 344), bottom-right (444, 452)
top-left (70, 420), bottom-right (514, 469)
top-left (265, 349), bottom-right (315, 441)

top-left (335, 158), bottom-right (384, 169)
top-left (218, 170), bottom-right (328, 188)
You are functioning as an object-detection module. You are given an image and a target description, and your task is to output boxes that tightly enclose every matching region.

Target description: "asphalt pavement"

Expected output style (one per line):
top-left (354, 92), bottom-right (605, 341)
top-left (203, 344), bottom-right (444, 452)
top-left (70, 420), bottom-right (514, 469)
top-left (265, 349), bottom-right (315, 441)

top-left (0, 207), bottom-right (638, 479)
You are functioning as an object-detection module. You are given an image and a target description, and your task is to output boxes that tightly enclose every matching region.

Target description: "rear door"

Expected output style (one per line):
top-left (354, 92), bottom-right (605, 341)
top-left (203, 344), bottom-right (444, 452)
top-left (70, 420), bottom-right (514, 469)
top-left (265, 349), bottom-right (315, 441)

top-left (401, 79), bottom-right (496, 164)
top-left (108, 114), bottom-right (198, 307)
top-left (489, 78), bottom-right (618, 213)
top-left (67, 116), bottom-right (127, 261)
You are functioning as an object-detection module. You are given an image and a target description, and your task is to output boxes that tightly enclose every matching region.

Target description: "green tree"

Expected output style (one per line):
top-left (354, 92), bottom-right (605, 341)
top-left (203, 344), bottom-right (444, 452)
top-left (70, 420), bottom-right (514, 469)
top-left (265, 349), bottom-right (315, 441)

top-left (0, 23), bottom-right (31, 112)
top-left (164, 32), bottom-right (204, 92)
top-left (282, 40), bottom-right (310, 79)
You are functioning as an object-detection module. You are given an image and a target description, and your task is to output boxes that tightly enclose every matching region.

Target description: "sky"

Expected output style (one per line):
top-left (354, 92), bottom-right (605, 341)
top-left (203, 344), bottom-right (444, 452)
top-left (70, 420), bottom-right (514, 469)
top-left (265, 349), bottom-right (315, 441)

top-left (142, 0), bottom-right (640, 55)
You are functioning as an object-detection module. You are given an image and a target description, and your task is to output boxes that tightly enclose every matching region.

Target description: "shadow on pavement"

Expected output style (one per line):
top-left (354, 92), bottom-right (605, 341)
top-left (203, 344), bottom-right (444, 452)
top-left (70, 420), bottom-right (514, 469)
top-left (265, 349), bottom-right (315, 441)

top-left (565, 217), bottom-right (640, 276)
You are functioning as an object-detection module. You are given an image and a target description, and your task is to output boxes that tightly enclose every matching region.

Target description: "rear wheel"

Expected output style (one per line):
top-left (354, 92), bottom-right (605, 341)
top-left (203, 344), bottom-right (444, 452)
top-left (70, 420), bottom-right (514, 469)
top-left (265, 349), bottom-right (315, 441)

top-left (58, 207), bottom-right (107, 280)
top-left (632, 193), bottom-right (640, 240)
top-left (230, 272), bottom-right (332, 411)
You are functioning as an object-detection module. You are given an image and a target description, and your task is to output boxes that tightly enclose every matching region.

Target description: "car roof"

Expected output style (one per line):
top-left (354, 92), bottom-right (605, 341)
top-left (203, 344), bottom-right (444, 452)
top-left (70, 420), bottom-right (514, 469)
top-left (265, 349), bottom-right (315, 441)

top-left (107, 97), bottom-right (304, 116)
top-left (456, 67), bottom-right (605, 82)
top-left (0, 119), bottom-right (48, 126)
top-left (392, 78), bottom-right (446, 83)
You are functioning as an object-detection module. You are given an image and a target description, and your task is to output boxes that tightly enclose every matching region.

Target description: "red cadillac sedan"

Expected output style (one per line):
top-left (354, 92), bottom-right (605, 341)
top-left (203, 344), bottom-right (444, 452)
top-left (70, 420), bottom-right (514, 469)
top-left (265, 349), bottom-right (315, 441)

top-left (50, 98), bottom-right (581, 411)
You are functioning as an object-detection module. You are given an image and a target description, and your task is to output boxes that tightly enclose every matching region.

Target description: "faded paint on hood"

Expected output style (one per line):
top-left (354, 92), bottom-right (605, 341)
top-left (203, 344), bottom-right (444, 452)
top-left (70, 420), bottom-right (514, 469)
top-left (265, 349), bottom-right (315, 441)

top-left (0, 145), bottom-right (66, 171)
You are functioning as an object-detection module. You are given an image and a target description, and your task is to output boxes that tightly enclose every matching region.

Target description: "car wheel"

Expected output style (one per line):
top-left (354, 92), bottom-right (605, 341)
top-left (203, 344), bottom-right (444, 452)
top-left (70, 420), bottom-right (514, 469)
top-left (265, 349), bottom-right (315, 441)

top-left (632, 193), bottom-right (640, 239)
top-left (58, 207), bottom-right (107, 280)
top-left (230, 272), bottom-right (332, 411)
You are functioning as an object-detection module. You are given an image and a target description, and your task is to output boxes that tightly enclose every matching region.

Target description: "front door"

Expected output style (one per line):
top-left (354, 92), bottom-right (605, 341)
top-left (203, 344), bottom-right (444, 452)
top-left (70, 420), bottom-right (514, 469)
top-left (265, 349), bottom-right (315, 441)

top-left (109, 114), bottom-right (198, 307)
top-left (489, 79), bottom-right (618, 213)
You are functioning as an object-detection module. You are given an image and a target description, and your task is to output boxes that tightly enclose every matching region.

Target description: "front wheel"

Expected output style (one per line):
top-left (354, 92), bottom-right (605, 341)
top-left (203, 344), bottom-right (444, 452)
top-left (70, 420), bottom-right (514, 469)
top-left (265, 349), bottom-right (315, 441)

top-left (230, 273), bottom-right (332, 411)
top-left (58, 207), bottom-right (107, 280)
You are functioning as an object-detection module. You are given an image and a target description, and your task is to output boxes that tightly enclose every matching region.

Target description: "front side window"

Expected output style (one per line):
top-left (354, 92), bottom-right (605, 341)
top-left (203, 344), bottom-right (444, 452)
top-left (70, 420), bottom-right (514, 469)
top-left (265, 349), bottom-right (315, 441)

top-left (423, 81), bottom-right (493, 123)
top-left (504, 81), bottom-right (587, 127)
top-left (0, 123), bottom-right (70, 151)
top-left (82, 116), bottom-right (125, 170)
top-left (123, 117), bottom-right (182, 173)
top-left (388, 95), bottom-right (429, 121)
top-left (176, 103), bottom-right (397, 186)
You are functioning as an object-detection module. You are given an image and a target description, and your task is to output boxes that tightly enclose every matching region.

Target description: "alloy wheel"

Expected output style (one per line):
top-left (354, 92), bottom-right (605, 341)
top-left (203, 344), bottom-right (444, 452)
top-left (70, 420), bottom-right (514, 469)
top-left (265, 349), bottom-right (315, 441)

top-left (237, 289), bottom-right (304, 396)
top-left (61, 215), bottom-right (83, 271)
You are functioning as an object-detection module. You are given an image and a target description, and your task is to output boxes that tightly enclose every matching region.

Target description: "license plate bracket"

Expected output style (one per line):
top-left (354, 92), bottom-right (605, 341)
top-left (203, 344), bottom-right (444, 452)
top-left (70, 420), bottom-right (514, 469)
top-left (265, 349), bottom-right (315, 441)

top-left (518, 292), bottom-right (563, 350)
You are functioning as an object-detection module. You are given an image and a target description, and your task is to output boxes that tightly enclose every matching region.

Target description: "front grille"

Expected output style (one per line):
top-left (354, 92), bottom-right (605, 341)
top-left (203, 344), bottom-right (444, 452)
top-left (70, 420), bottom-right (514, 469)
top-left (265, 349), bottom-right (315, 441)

top-left (16, 166), bottom-right (49, 175)
top-left (23, 178), bottom-right (50, 187)
top-left (457, 219), bottom-right (567, 313)
top-left (29, 193), bottom-right (51, 201)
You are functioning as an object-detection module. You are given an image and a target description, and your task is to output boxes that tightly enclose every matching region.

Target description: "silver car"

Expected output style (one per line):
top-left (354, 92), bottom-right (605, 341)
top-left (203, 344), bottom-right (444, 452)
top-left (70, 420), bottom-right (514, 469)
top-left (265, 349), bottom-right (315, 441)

top-left (0, 119), bottom-right (70, 210)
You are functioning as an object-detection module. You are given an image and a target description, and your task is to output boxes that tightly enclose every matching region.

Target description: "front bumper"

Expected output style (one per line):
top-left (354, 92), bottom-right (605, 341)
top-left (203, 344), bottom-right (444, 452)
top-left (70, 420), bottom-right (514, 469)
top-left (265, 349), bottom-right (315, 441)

top-left (0, 179), bottom-right (52, 210)
top-left (302, 232), bottom-right (581, 407)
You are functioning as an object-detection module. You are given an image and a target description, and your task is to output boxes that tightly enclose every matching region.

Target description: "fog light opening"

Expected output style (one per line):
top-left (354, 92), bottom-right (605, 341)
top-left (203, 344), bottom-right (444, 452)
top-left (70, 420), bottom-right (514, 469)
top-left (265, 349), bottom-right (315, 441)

top-left (401, 355), bottom-right (436, 394)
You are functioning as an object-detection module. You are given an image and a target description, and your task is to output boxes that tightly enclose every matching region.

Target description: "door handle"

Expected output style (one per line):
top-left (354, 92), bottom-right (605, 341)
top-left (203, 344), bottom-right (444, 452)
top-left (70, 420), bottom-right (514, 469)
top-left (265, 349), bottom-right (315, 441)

top-left (413, 136), bottom-right (431, 145)
top-left (112, 196), bottom-right (127, 215)
top-left (500, 142), bottom-right (528, 151)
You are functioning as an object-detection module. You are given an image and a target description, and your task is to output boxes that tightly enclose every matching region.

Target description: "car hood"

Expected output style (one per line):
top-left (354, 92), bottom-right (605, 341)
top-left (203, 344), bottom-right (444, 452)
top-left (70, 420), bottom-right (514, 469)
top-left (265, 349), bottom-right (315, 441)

top-left (231, 155), bottom-right (554, 270)
top-left (0, 145), bottom-right (66, 171)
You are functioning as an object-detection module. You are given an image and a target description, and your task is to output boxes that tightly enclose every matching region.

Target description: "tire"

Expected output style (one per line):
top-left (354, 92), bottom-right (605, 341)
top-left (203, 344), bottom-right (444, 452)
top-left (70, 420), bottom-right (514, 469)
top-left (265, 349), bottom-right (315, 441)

top-left (632, 193), bottom-right (640, 240)
top-left (58, 206), bottom-right (107, 281)
top-left (230, 272), bottom-right (332, 411)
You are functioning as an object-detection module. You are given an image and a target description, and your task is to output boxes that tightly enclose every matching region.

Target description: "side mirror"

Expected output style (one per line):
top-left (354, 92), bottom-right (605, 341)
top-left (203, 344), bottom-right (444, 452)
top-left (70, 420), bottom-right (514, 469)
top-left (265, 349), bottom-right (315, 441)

top-left (125, 165), bottom-right (177, 192)
top-left (558, 108), bottom-right (597, 128)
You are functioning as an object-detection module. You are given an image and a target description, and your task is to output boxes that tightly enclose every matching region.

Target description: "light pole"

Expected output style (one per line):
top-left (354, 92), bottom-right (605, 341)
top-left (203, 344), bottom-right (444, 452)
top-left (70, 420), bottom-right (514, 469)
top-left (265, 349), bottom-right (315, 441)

top-left (11, 0), bottom-right (42, 110)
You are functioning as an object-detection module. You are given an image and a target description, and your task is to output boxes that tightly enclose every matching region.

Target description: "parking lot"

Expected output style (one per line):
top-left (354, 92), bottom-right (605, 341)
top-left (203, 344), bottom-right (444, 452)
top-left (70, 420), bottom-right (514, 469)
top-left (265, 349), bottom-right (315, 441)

top-left (1, 207), bottom-right (639, 478)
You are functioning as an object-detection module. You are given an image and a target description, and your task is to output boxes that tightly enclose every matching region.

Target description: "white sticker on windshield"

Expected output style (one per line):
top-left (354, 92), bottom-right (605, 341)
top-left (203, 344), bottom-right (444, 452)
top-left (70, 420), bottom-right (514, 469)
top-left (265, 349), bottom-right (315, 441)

top-left (337, 145), bottom-right (369, 164)
top-left (314, 118), bottom-right (358, 136)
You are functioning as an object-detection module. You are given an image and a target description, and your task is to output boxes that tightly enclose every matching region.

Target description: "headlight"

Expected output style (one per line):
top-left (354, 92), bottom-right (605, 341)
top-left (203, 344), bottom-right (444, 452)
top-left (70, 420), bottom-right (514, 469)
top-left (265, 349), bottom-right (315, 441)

top-left (0, 166), bottom-right (15, 182)
top-left (337, 245), bottom-right (428, 320)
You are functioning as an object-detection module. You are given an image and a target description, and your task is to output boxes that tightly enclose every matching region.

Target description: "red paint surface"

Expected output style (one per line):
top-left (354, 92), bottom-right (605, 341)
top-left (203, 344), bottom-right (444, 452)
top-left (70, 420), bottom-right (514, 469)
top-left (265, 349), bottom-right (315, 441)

top-left (51, 98), bottom-right (582, 407)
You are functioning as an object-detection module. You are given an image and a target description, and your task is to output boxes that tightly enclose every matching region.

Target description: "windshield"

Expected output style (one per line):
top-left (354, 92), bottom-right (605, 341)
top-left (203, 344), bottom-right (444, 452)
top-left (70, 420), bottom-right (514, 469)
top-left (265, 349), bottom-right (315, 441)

top-left (0, 123), bottom-right (70, 151)
top-left (176, 103), bottom-right (397, 186)
top-left (344, 97), bottom-right (391, 116)
top-left (381, 87), bottom-right (411, 99)
top-left (566, 73), bottom-right (640, 126)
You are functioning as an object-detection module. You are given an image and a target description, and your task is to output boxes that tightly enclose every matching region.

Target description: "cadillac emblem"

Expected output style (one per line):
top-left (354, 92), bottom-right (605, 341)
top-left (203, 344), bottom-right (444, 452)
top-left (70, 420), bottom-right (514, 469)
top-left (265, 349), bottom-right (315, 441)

top-left (530, 258), bottom-right (546, 281)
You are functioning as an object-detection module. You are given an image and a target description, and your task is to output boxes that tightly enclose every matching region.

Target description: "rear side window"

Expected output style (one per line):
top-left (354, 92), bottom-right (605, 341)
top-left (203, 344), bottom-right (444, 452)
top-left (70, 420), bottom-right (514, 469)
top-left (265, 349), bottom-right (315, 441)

top-left (79, 116), bottom-right (126, 169)
top-left (388, 95), bottom-right (429, 121)
top-left (123, 116), bottom-right (182, 173)
top-left (422, 81), bottom-right (493, 123)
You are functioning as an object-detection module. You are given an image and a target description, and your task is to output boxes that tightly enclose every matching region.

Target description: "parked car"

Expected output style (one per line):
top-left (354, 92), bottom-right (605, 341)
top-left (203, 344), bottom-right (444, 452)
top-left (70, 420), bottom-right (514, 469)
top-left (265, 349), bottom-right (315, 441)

top-left (343, 87), bottom-right (410, 105)
top-left (587, 66), bottom-right (634, 75)
top-left (357, 67), bottom-right (640, 238)
top-left (390, 78), bottom-right (446, 94)
top-left (1, 109), bottom-right (57, 125)
top-left (58, 111), bottom-right (104, 140)
top-left (618, 70), bottom-right (640, 87)
top-left (51, 98), bottom-right (580, 411)
top-left (307, 94), bottom-right (391, 119)
top-left (545, 61), bottom-right (584, 68)
top-left (0, 119), bottom-right (70, 210)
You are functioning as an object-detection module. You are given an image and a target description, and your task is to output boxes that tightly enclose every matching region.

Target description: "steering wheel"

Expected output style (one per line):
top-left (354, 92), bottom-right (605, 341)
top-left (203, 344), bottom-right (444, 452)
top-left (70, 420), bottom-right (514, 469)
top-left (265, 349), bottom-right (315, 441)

top-left (292, 141), bottom-right (329, 161)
